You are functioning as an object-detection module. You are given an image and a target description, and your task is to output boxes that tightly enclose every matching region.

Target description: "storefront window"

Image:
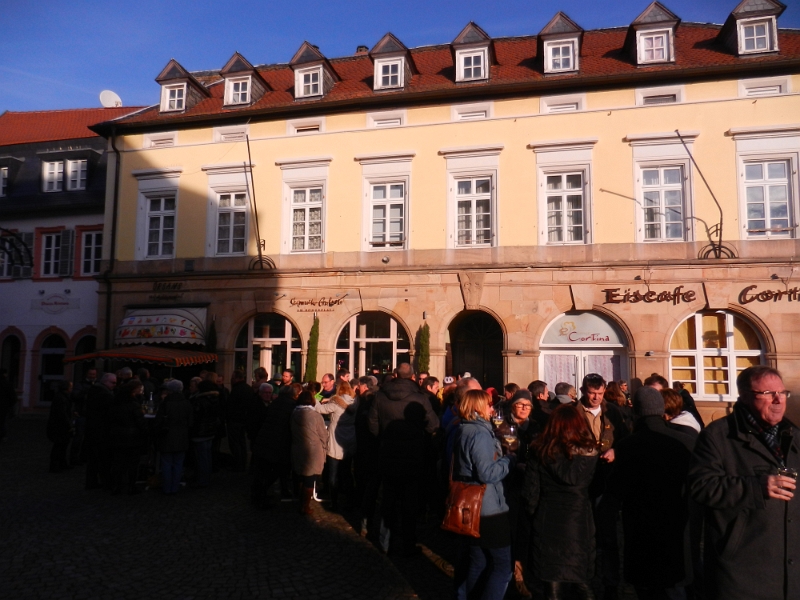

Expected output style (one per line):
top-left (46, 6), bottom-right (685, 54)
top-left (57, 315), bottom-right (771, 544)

top-left (335, 311), bottom-right (410, 377)
top-left (234, 314), bottom-right (302, 381)
top-left (669, 311), bottom-right (763, 399)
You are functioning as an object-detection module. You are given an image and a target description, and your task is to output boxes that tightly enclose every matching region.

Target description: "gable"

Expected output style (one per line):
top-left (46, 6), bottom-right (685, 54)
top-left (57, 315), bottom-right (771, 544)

top-left (453, 22), bottom-right (491, 46)
top-left (290, 42), bottom-right (326, 66)
top-left (633, 1), bottom-right (680, 25)
top-left (731, 0), bottom-right (786, 17)
top-left (540, 12), bottom-right (583, 36)
top-left (221, 53), bottom-right (254, 75)
top-left (156, 59), bottom-right (190, 83)
top-left (370, 32), bottom-right (408, 56)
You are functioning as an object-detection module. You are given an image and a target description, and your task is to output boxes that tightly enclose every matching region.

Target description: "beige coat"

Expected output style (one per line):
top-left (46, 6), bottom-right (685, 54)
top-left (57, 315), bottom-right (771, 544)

top-left (315, 394), bottom-right (356, 460)
top-left (290, 406), bottom-right (328, 476)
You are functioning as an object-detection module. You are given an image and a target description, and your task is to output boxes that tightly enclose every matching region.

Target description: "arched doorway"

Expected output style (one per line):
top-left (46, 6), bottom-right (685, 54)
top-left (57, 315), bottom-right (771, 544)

top-left (40, 334), bottom-right (66, 404)
top-left (73, 335), bottom-right (97, 383)
top-left (336, 311), bottom-right (410, 377)
top-left (540, 312), bottom-right (628, 390)
top-left (448, 311), bottom-right (503, 389)
top-left (669, 310), bottom-right (764, 401)
top-left (234, 314), bottom-right (302, 380)
top-left (1, 335), bottom-right (21, 389)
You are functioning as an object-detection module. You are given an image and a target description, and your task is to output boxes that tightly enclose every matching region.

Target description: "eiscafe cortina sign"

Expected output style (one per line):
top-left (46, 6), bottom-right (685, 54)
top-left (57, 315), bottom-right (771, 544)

top-left (600, 284), bottom-right (799, 307)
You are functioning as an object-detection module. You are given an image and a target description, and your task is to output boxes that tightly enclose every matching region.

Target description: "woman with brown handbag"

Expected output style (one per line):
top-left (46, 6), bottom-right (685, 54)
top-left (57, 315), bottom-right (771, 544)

top-left (451, 388), bottom-right (515, 600)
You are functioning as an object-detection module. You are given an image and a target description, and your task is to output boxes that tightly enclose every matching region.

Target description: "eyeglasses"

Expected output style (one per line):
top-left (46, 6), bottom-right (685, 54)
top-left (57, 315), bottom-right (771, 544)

top-left (752, 390), bottom-right (791, 400)
top-left (514, 403), bottom-right (533, 409)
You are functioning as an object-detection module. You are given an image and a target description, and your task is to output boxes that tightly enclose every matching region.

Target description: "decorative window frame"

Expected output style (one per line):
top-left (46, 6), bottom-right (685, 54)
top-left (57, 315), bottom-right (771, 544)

top-left (530, 138), bottom-right (597, 246)
top-left (287, 117), bottom-right (326, 136)
top-left (540, 93), bottom-right (585, 114)
top-left (132, 168), bottom-right (182, 260)
top-left (213, 124), bottom-right (249, 143)
top-left (625, 131), bottom-right (698, 243)
top-left (294, 66), bottom-right (323, 99)
top-left (39, 231), bottom-right (62, 278)
top-left (373, 57), bottom-right (405, 90)
top-left (355, 152), bottom-right (415, 252)
top-left (451, 102), bottom-right (493, 122)
top-left (543, 38), bottom-right (579, 73)
top-left (160, 83), bottom-right (187, 112)
top-left (275, 157), bottom-right (332, 255)
top-left (74, 225), bottom-right (103, 279)
top-left (42, 161), bottom-right (64, 192)
top-left (635, 84), bottom-right (684, 106)
top-left (201, 163), bottom-right (254, 257)
top-left (636, 28), bottom-right (674, 65)
top-left (66, 159), bottom-right (87, 191)
top-left (738, 76), bottom-right (791, 98)
top-left (143, 132), bottom-right (177, 149)
top-left (224, 75), bottom-right (252, 106)
top-left (366, 110), bottom-right (406, 129)
top-left (439, 145), bottom-right (503, 249)
top-left (737, 16), bottom-right (778, 55)
top-left (455, 47), bottom-right (489, 83)
top-left (728, 125), bottom-right (800, 240)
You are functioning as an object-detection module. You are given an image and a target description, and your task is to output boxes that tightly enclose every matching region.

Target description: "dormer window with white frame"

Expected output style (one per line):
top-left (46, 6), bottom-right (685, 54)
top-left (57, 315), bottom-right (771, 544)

top-left (738, 18), bottom-right (778, 54)
top-left (295, 67), bottom-right (322, 98)
top-left (161, 84), bottom-right (186, 112)
top-left (544, 39), bottom-right (578, 73)
top-left (374, 58), bottom-right (404, 90)
top-left (225, 76), bottom-right (251, 105)
top-left (637, 29), bottom-right (673, 64)
top-left (456, 48), bottom-right (488, 82)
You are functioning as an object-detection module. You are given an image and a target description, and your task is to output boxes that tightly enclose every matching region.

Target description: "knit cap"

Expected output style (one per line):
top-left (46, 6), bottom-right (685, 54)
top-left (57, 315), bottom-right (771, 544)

top-left (633, 386), bottom-right (664, 417)
top-left (509, 389), bottom-right (533, 406)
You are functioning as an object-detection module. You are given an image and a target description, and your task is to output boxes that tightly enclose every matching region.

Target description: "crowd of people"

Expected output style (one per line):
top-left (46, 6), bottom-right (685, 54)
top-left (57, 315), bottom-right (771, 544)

top-left (42, 361), bottom-right (797, 600)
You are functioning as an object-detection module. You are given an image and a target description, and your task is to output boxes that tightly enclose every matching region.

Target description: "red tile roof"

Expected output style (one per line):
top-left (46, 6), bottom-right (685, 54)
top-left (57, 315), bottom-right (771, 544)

top-left (102, 24), bottom-right (800, 130)
top-left (0, 107), bottom-right (144, 147)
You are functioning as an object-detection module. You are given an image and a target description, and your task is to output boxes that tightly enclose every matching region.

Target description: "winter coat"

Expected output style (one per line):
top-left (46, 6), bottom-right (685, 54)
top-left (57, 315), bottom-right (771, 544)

top-left (155, 392), bottom-right (193, 453)
top-left (580, 399), bottom-right (627, 500)
top-left (688, 402), bottom-right (800, 600)
top-left (452, 417), bottom-right (513, 517)
top-left (84, 383), bottom-right (113, 444)
top-left (190, 390), bottom-right (220, 440)
top-left (606, 415), bottom-right (696, 588)
top-left (251, 394), bottom-right (294, 465)
top-left (355, 391), bottom-right (379, 461)
top-left (46, 390), bottom-right (73, 443)
top-left (368, 377), bottom-right (439, 466)
top-left (291, 406), bottom-right (328, 476)
top-left (523, 449), bottom-right (598, 583)
top-left (316, 394), bottom-right (357, 460)
top-left (106, 394), bottom-right (146, 449)
top-left (227, 381), bottom-right (254, 424)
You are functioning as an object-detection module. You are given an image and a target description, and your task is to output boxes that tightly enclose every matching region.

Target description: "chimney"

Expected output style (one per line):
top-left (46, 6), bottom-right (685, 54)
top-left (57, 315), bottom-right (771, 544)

top-left (356, 45), bottom-right (369, 55)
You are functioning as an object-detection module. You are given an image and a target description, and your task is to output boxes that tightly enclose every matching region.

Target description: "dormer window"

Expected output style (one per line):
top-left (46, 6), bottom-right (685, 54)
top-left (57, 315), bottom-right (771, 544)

top-left (295, 66), bottom-right (322, 98)
top-left (739, 18), bottom-right (777, 54)
top-left (457, 48), bottom-right (487, 82)
top-left (544, 39), bottom-right (578, 73)
top-left (637, 29), bottom-right (672, 64)
top-left (161, 84), bottom-right (186, 112)
top-left (225, 76), bottom-right (251, 105)
top-left (375, 58), bottom-right (403, 89)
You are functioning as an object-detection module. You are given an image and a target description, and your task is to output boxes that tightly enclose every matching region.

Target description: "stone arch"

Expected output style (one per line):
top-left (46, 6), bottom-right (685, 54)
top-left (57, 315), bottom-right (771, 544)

top-left (0, 326), bottom-right (26, 391)
top-left (30, 326), bottom-right (70, 406)
top-left (226, 307), bottom-right (305, 352)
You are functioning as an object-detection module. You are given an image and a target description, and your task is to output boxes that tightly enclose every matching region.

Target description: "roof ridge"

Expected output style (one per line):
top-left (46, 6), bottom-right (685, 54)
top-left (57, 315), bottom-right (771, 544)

top-left (2, 106), bottom-right (144, 115)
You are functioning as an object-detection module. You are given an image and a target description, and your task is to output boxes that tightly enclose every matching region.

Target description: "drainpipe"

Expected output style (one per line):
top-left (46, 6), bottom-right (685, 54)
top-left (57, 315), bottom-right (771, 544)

top-left (102, 127), bottom-right (122, 351)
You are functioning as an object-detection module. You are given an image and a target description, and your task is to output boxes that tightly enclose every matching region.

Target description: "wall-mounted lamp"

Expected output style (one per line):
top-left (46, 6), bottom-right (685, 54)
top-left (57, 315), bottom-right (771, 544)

top-left (64, 289), bottom-right (71, 295)
top-left (38, 290), bottom-right (45, 295)
top-left (644, 351), bottom-right (655, 356)
top-left (516, 350), bottom-right (523, 356)
top-left (771, 274), bottom-right (780, 280)
top-left (423, 311), bottom-right (428, 320)
top-left (381, 256), bottom-right (390, 264)
top-left (634, 275), bottom-right (642, 280)
top-left (273, 292), bottom-right (286, 300)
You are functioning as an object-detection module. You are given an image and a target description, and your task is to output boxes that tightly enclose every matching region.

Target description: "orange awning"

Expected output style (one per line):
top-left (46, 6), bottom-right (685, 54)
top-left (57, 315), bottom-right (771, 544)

top-left (65, 345), bottom-right (217, 367)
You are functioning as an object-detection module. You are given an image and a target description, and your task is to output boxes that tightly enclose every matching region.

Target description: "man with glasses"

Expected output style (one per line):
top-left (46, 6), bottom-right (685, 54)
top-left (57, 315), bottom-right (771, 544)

top-left (689, 365), bottom-right (798, 600)
top-left (320, 373), bottom-right (336, 400)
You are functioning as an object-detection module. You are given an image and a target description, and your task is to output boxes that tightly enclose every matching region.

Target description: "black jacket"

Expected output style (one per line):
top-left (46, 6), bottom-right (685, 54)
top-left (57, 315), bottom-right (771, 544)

top-left (46, 390), bottom-right (73, 443)
top-left (190, 390), bottom-right (220, 439)
top-left (227, 381), bottom-right (254, 424)
top-left (368, 377), bottom-right (439, 465)
top-left (251, 394), bottom-right (294, 464)
top-left (84, 383), bottom-right (113, 444)
top-left (107, 394), bottom-right (146, 449)
top-left (155, 392), bottom-right (193, 453)
top-left (606, 416), bottom-right (696, 588)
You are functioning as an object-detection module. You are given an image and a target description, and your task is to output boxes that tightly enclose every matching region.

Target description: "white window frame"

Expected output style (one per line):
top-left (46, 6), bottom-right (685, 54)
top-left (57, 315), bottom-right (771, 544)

top-left (540, 93), bottom-right (585, 114)
top-left (160, 83), bottom-right (186, 112)
top-left (215, 191), bottom-right (249, 255)
top-left (543, 38), bottom-right (579, 73)
top-left (374, 57), bottom-right (404, 90)
top-left (541, 169), bottom-right (590, 245)
top-left (294, 66), bottom-right (323, 98)
top-left (276, 158), bottom-right (331, 255)
top-left (739, 157), bottom-right (797, 239)
top-left (636, 28), bottom-right (673, 64)
top-left (143, 132), bottom-right (177, 149)
top-left (356, 153), bottom-right (414, 252)
top-left (636, 163), bottom-right (689, 242)
top-left (288, 184), bottom-right (325, 253)
top-left (213, 125), bottom-right (249, 143)
top-left (738, 17), bottom-right (778, 55)
top-left (41, 233), bottom-right (61, 277)
top-left (81, 231), bottom-right (103, 276)
top-left (202, 163), bottom-right (253, 257)
top-left (451, 102), bottom-right (493, 122)
top-left (225, 75), bottom-right (251, 105)
top-left (0, 167), bottom-right (7, 197)
top-left (366, 179), bottom-right (408, 250)
top-left (132, 168), bottom-right (182, 261)
top-left (366, 110), bottom-right (406, 129)
top-left (454, 175), bottom-right (494, 247)
top-left (738, 76), bottom-right (791, 98)
top-left (287, 117), bottom-right (326, 136)
top-left (455, 47), bottom-right (488, 82)
top-left (43, 161), bottom-right (63, 192)
top-left (635, 84), bottom-right (684, 106)
top-left (67, 159), bottom-right (87, 191)
top-left (144, 194), bottom-right (177, 258)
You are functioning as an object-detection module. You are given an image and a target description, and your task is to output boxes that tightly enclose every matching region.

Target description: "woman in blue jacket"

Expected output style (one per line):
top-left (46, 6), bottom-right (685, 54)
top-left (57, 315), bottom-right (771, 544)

top-left (452, 388), bottom-right (515, 600)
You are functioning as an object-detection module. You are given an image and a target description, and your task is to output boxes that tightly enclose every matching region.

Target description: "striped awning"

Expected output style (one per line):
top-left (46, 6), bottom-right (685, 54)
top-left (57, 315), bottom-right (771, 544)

top-left (115, 307), bottom-right (207, 345)
top-left (65, 345), bottom-right (217, 367)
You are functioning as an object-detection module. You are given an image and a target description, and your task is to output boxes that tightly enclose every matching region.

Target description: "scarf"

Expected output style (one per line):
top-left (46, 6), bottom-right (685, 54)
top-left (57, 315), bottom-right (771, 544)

top-left (742, 407), bottom-right (784, 465)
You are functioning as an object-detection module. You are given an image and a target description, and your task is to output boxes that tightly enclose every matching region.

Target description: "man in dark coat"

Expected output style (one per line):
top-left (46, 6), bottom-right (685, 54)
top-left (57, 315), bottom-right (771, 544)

top-left (251, 382), bottom-right (295, 508)
top-left (69, 367), bottom-right (96, 466)
top-left (226, 370), bottom-right (253, 472)
top-left (84, 373), bottom-right (115, 490)
top-left (606, 386), bottom-right (696, 599)
top-left (688, 365), bottom-right (800, 600)
top-left (47, 380), bottom-right (74, 472)
top-left (368, 363), bottom-right (438, 556)
top-left (156, 379), bottom-right (193, 495)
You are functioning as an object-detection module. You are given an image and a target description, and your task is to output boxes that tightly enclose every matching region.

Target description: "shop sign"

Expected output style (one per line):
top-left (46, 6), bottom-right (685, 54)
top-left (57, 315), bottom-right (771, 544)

top-left (31, 294), bottom-right (80, 314)
top-left (542, 312), bottom-right (624, 346)
top-left (739, 285), bottom-right (800, 304)
top-left (288, 297), bottom-right (345, 313)
top-left (149, 281), bottom-right (184, 302)
top-left (602, 286), bottom-right (696, 306)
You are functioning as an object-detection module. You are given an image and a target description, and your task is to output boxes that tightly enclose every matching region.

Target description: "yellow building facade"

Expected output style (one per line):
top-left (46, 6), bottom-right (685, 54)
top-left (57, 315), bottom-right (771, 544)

top-left (95, 1), bottom-right (800, 421)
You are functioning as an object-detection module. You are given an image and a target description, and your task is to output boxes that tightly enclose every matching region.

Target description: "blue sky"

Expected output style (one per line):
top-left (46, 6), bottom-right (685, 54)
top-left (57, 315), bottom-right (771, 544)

top-left (1, 0), bottom-right (798, 113)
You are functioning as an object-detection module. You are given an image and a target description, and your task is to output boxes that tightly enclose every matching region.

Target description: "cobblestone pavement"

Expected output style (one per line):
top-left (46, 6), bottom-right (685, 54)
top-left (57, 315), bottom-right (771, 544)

top-left (1, 416), bottom-right (639, 600)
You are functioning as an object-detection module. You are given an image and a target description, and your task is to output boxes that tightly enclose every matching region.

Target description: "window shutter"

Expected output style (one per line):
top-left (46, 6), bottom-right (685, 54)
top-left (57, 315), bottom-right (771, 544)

top-left (58, 229), bottom-right (74, 276)
top-left (11, 232), bottom-right (34, 278)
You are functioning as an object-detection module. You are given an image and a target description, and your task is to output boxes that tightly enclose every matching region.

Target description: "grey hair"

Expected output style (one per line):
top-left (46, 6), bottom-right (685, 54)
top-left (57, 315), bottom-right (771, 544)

top-left (163, 379), bottom-right (184, 393)
top-left (259, 382), bottom-right (274, 394)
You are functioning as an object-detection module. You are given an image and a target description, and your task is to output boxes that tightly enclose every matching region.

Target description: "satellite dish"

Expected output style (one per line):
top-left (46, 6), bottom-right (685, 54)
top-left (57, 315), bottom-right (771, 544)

top-left (99, 90), bottom-right (123, 108)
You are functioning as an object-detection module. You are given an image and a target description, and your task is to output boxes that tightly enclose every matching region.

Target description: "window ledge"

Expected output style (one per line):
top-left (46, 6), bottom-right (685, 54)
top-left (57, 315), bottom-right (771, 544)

top-left (624, 131), bottom-right (699, 145)
top-left (201, 163), bottom-right (255, 175)
top-left (727, 124), bottom-right (800, 139)
top-left (354, 152), bottom-right (415, 165)
top-left (438, 144), bottom-right (504, 158)
top-left (274, 156), bottom-right (333, 169)
top-left (528, 138), bottom-right (598, 153)
top-left (132, 167), bottom-right (183, 180)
